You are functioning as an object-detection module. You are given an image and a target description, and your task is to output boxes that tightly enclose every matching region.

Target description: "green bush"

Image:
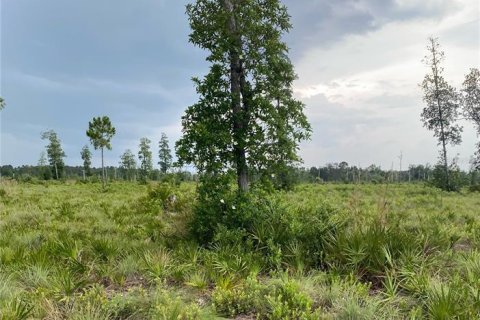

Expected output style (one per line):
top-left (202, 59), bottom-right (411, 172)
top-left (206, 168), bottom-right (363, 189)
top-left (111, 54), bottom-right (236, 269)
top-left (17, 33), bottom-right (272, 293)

top-left (469, 184), bottom-right (480, 192)
top-left (212, 278), bottom-right (261, 317)
top-left (262, 279), bottom-right (316, 320)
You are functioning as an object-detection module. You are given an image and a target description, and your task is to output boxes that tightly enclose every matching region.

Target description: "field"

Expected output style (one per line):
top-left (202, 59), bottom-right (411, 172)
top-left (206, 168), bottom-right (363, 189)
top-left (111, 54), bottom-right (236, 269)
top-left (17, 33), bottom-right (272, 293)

top-left (0, 180), bottom-right (479, 319)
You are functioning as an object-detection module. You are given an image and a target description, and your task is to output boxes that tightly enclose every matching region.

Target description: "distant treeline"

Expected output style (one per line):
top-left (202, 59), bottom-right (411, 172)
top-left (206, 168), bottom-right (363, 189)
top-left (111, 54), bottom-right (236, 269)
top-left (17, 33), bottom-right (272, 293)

top-left (3, 162), bottom-right (478, 187)
top-left (297, 163), bottom-right (479, 185)
top-left (0, 165), bottom-right (196, 182)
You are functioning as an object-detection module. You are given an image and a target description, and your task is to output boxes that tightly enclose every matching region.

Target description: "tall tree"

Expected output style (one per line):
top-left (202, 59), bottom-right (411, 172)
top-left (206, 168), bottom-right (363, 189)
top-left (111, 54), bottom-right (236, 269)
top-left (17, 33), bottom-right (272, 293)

top-left (86, 116), bottom-right (116, 188)
top-left (462, 68), bottom-right (480, 170)
top-left (176, 0), bottom-right (311, 192)
top-left (420, 37), bottom-right (462, 191)
top-left (158, 133), bottom-right (173, 174)
top-left (138, 138), bottom-right (153, 182)
top-left (38, 151), bottom-right (51, 180)
top-left (120, 149), bottom-right (137, 181)
top-left (41, 130), bottom-right (66, 180)
top-left (38, 151), bottom-right (48, 167)
top-left (80, 145), bottom-right (92, 179)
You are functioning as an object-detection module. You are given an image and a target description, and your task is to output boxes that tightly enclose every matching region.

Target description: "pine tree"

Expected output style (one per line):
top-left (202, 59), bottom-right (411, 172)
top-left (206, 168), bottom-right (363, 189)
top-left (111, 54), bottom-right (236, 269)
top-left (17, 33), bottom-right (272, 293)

top-left (420, 37), bottom-right (462, 191)
top-left (86, 116), bottom-right (116, 188)
top-left (158, 133), bottom-right (173, 174)
top-left (41, 130), bottom-right (66, 180)
top-left (120, 149), bottom-right (137, 181)
top-left (80, 145), bottom-right (92, 179)
top-left (138, 138), bottom-right (153, 182)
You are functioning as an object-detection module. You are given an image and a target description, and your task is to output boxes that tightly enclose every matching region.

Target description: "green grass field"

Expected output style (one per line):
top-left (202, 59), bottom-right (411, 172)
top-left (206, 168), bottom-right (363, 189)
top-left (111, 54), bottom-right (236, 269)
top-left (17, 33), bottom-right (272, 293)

top-left (0, 180), bottom-right (479, 319)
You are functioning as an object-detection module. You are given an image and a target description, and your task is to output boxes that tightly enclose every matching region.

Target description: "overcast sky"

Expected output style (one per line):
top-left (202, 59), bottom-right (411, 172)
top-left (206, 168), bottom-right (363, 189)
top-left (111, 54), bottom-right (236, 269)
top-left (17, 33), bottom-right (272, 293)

top-left (1, 0), bottom-right (479, 170)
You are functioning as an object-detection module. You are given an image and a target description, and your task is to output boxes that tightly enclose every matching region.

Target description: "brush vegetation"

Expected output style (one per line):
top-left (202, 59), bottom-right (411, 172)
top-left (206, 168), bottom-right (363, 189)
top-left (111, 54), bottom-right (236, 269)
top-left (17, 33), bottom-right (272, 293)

top-left (0, 180), bottom-right (479, 319)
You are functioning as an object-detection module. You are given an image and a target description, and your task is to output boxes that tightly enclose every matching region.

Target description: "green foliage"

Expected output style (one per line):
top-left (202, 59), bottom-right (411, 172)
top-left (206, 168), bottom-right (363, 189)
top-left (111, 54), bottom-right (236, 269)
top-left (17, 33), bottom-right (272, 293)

top-left (119, 149), bottom-right (137, 181)
top-left (420, 37), bottom-right (462, 191)
top-left (0, 299), bottom-right (33, 320)
top-left (469, 184), bottom-right (480, 192)
top-left (177, 0), bottom-right (311, 190)
top-left (80, 145), bottom-right (92, 177)
top-left (263, 279), bottom-right (316, 320)
top-left (212, 277), bottom-right (261, 317)
top-left (86, 116), bottom-right (116, 188)
top-left (430, 159), bottom-right (469, 191)
top-left (1, 182), bottom-right (479, 318)
top-left (158, 133), bottom-right (173, 174)
top-left (426, 284), bottom-right (464, 319)
top-left (41, 130), bottom-right (67, 180)
top-left (37, 151), bottom-right (52, 180)
top-left (138, 137), bottom-right (153, 183)
top-left (462, 68), bottom-right (480, 169)
top-left (86, 116), bottom-right (116, 151)
top-left (151, 289), bottom-right (205, 319)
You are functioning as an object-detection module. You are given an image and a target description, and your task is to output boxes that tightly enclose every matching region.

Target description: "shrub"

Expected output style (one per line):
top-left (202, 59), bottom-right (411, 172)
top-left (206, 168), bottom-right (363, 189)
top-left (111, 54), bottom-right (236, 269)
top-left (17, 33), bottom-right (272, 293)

top-left (469, 184), bottom-right (480, 192)
top-left (262, 279), bottom-right (316, 320)
top-left (212, 284), bottom-right (259, 317)
top-left (152, 289), bottom-right (204, 319)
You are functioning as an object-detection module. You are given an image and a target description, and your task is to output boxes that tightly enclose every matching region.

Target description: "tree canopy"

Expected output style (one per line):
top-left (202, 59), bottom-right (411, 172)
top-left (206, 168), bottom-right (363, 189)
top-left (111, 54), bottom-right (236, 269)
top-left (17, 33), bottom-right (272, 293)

top-left (176, 0), bottom-right (311, 191)
top-left (86, 116), bottom-right (116, 188)
top-left (120, 149), bottom-right (137, 181)
top-left (86, 116), bottom-right (116, 151)
top-left (138, 138), bottom-right (153, 182)
top-left (158, 133), bottom-right (173, 174)
top-left (41, 130), bottom-right (66, 180)
top-left (462, 68), bottom-right (480, 169)
top-left (81, 145), bottom-right (92, 177)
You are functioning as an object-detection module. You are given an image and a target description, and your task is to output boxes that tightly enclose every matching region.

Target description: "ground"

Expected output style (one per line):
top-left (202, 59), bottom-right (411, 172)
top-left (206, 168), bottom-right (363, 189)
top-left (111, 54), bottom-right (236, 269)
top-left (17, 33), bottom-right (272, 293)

top-left (0, 180), bottom-right (479, 319)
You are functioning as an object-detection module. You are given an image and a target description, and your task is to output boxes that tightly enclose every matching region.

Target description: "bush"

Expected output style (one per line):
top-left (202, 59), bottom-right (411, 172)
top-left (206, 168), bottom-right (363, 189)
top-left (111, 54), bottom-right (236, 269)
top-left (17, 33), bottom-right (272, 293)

top-left (188, 175), bottom-right (262, 244)
top-left (430, 161), bottom-right (469, 192)
top-left (189, 175), bottom-right (342, 273)
top-left (262, 279), bottom-right (316, 320)
top-left (212, 277), bottom-right (261, 317)
top-left (469, 185), bottom-right (480, 192)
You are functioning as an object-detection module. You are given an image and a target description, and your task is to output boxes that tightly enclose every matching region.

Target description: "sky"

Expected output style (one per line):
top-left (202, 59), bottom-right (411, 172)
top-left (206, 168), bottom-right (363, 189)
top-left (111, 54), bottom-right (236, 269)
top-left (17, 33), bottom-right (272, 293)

top-left (1, 0), bottom-right (479, 170)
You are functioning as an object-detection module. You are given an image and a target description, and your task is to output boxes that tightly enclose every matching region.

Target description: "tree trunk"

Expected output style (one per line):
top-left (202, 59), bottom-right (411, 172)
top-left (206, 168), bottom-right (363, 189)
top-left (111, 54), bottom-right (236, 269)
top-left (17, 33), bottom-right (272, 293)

top-left (101, 147), bottom-right (105, 189)
top-left (440, 136), bottom-right (449, 189)
top-left (224, 0), bottom-right (249, 192)
top-left (431, 42), bottom-right (450, 190)
top-left (54, 162), bottom-right (59, 180)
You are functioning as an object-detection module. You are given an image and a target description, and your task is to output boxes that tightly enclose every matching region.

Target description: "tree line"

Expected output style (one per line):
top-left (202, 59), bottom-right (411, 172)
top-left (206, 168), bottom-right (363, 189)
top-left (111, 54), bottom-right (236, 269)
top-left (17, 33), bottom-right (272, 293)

top-left (0, 164), bottom-right (195, 183)
top-left (5, 160), bottom-right (478, 190)
top-left (10, 116), bottom-right (183, 185)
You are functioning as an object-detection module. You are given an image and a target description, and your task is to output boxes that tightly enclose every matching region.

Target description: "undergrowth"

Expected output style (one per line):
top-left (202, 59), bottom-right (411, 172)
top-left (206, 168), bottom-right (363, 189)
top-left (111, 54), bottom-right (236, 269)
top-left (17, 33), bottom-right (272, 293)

top-left (0, 180), bottom-right (478, 318)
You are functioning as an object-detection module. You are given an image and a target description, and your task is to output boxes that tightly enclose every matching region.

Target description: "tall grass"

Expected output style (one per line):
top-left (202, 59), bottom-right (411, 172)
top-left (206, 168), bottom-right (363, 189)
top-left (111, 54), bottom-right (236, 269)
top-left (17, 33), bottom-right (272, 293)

top-left (0, 181), bottom-right (478, 318)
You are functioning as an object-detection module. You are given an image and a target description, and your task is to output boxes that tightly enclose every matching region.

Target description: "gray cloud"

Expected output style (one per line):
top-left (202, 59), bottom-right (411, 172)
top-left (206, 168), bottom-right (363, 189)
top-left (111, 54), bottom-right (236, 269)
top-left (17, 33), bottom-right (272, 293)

top-left (283, 0), bottom-right (461, 56)
top-left (1, 0), bottom-right (478, 170)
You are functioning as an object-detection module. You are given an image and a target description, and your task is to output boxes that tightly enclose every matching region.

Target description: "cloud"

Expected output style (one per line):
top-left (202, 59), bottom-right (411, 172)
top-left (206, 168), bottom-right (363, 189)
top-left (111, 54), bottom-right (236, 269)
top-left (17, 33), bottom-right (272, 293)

top-left (283, 0), bottom-right (462, 57)
top-left (1, 0), bottom-right (478, 171)
top-left (293, 0), bottom-right (479, 169)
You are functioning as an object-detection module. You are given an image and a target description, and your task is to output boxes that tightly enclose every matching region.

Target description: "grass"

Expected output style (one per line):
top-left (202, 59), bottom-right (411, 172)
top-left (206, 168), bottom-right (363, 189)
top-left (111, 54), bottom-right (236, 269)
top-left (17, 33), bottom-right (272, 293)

top-left (0, 180), bottom-right (478, 319)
